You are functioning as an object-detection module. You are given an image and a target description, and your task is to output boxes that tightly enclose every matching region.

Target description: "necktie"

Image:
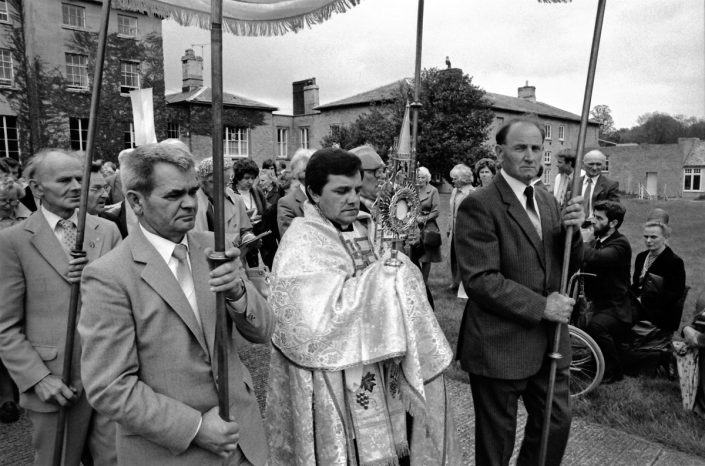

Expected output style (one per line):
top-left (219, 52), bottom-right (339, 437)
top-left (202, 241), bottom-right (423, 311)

top-left (172, 244), bottom-right (200, 326)
top-left (57, 219), bottom-right (77, 253)
top-left (583, 177), bottom-right (594, 217)
top-left (524, 186), bottom-right (542, 238)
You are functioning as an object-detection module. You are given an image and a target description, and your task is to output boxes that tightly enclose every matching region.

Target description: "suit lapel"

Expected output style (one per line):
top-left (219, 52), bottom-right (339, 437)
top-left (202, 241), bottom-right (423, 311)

top-left (131, 228), bottom-right (209, 354)
top-left (26, 213), bottom-right (70, 283)
top-left (83, 216), bottom-right (105, 262)
top-left (188, 232), bottom-right (215, 357)
top-left (537, 189), bottom-right (555, 281)
top-left (495, 177), bottom-right (546, 268)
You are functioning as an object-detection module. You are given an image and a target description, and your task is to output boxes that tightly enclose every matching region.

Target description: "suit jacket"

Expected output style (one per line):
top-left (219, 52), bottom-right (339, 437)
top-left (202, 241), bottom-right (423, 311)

top-left (0, 212), bottom-right (121, 412)
top-left (580, 174), bottom-right (620, 212)
top-left (448, 185), bottom-right (473, 240)
top-left (78, 227), bottom-right (273, 466)
top-left (277, 186), bottom-right (307, 237)
top-left (106, 173), bottom-right (125, 205)
top-left (582, 231), bottom-right (632, 324)
top-left (631, 246), bottom-right (686, 332)
top-left (455, 174), bottom-right (582, 379)
top-left (193, 188), bottom-right (253, 245)
top-left (101, 201), bottom-right (128, 238)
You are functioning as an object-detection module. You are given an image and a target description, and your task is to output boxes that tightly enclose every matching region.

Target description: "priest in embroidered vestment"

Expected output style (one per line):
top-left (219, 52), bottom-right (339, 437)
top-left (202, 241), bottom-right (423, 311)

top-left (265, 148), bottom-right (461, 466)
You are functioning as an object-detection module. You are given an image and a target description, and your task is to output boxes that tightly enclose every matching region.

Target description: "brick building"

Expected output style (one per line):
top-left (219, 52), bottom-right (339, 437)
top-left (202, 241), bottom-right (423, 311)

top-left (602, 138), bottom-right (705, 199)
top-left (0, 0), bottom-right (164, 162)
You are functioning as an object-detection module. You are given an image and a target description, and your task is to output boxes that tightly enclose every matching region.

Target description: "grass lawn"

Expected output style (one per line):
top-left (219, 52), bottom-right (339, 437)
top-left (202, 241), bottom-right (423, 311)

top-left (430, 193), bottom-right (705, 456)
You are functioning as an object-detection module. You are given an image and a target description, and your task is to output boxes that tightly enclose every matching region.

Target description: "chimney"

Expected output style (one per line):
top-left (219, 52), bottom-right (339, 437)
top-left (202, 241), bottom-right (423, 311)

top-left (181, 49), bottom-right (203, 93)
top-left (518, 81), bottom-right (536, 102)
top-left (293, 78), bottom-right (318, 115)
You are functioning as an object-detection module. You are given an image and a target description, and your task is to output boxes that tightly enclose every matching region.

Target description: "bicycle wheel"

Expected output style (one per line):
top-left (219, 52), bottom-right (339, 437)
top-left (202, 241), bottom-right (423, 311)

top-left (569, 325), bottom-right (605, 397)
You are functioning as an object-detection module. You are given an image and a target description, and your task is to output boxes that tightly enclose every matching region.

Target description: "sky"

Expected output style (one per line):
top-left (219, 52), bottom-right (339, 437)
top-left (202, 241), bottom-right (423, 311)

top-left (161, 0), bottom-right (705, 129)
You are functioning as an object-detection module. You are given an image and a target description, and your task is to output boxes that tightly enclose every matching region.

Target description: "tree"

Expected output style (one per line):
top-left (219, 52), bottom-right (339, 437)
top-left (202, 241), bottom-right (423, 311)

top-left (320, 106), bottom-right (399, 158)
top-left (590, 104), bottom-right (618, 144)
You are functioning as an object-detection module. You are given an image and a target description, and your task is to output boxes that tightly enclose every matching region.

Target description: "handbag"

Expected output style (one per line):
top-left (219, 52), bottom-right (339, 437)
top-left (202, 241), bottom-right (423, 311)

top-left (421, 220), bottom-right (442, 250)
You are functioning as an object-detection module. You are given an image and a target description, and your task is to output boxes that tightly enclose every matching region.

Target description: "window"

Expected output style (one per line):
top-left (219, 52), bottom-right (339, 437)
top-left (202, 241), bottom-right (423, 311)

top-left (299, 127), bottom-right (309, 149)
top-left (0, 1), bottom-right (9, 23)
top-left (329, 125), bottom-right (340, 138)
top-left (65, 53), bottom-right (88, 89)
top-left (117, 15), bottom-right (137, 37)
top-left (543, 151), bottom-right (551, 166)
top-left (124, 122), bottom-right (136, 149)
top-left (544, 124), bottom-right (552, 140)
top-left (0, 49), bottom-right (12, 87)
top-left (496, 116), bottom-right (504, 127)
top-left (166, 122), bottom-right (180, 139)
top-left (120, 61), bottom-right (140, 94)
top-left (69, 117), bottom-right (89, 151)
top-left (0, 116), bottom-right (19, 159)
top-left (224, 126), bottom-right (248, 157)
top-left (62, 3), bottom-right (85, 29)
top-left (684, 168), bottom-right (702, 192)
top-left (558, 125), bottom-right (565, 141)
top-left (277, 128), bottom-right (288, 158)
top-left (543, 151), bottom-right (551, 185)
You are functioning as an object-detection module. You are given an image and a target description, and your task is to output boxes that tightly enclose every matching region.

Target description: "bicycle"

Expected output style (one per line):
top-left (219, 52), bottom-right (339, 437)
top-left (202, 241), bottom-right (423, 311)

top-left (567, 272), bottom-right (605, 397)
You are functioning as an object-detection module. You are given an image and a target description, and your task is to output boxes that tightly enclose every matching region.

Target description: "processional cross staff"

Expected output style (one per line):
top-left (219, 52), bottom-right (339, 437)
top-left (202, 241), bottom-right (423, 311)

top-left (51, 0), bottom-right (362, 464)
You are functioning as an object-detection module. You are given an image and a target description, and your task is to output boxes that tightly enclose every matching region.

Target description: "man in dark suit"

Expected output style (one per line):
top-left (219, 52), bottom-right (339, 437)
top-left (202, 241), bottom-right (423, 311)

top-left (455, 119), bottom-right (585, 466)
top-left (582, 201), bottom-right (632, 382)
top-left (580, 150), bottom-right (619, 218)
top-left (78, 143), bottom-right (273, 465)
top-left (0, 149), bottom-right (121, 465)
top-left (277, 148), bottom-right (312, 236)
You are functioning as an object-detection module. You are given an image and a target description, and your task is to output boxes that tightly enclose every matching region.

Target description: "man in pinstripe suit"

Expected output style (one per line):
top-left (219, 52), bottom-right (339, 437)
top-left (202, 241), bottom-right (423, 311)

top-left (455, 119), bottom-right (585, 466)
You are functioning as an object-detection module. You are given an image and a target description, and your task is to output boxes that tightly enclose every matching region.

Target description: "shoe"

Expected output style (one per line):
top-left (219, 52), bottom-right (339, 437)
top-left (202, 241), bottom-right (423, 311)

top-left (0, 401), bottom-right (20, 423)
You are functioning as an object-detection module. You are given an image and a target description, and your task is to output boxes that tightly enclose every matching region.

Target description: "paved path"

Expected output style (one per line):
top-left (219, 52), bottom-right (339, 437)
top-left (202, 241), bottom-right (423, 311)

top-left (2, 344), bottom-right (703, 465)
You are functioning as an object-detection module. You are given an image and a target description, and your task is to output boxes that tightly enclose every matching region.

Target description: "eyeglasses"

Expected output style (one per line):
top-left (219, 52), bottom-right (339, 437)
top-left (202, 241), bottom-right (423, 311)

top-left (0, 198), bottom-right (19, 206)
top-left (88, 185), bottom-right (111, 194)
top-left (365, 168), bottom-right (385, 180)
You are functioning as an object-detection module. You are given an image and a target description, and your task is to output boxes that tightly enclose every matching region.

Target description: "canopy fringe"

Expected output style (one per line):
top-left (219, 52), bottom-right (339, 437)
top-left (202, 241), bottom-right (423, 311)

top-left (114, 0), bottom-right (360, 36)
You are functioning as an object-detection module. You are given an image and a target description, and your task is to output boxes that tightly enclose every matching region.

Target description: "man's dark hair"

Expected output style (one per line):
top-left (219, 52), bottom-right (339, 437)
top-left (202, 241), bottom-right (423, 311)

top-left (305, 148), bottom-right (362, 202)
top-left (593, 200), bottom-right (626, 229)
top-left (232, 158), bottom-right (260, 183)
top-left (262, 158), bottom-right (277, 175)
top-left (495, 118), bottom-right (545, 145)
top-left (556, 149), bottom-right (576, 168)
top-left (90, 161), bottom-right (103, 174)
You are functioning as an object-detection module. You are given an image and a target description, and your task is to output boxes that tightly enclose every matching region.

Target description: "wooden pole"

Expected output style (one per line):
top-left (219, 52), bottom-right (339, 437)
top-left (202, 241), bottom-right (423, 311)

top-left (209, 0), bottom-right (230, 420)
top-left (52, 0), bottom-right (112, 464)
top-left (408, 0), bottom-right (424, 186)
top-left (538, 1), bottom-right (607, 465)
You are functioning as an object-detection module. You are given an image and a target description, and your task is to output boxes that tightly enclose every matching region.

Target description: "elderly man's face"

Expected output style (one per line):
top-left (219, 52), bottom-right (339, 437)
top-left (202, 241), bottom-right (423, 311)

top-left (31, 151), bottom-right (83, 218)
top-left (87, 172), bottom-right (109, 215)
top-left (311, 173), bottom-right (361, 228)
top-left (583, 151), bottom-right (605, 177)
top-left (497, 122), bottom-right (544, 184)
top-left (133, 162), bottom-right (199, 243)
top-left (361, 167), bottom-right (383, 200)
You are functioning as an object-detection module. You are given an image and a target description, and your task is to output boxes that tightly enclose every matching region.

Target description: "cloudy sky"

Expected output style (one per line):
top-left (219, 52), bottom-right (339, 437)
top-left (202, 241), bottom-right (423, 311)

top-left (161, 0), bottom-right (704, 129)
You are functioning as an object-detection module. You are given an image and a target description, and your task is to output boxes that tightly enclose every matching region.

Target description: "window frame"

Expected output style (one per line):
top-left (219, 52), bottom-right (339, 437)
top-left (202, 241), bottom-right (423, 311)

top-left (684, 168), bottom-right (702, 192)
top-left (69, 117), bottom-right (89, 151)
top-left (558, 125), bottom-right (565, 141)
top-left (166, 122), bottom-right (180, 140)
top-left (124, 122), bottom-right (136, 149)
top-left (0, 49), bottom-right (12, 87)
top-left (117, 14), bottom-right (138, 37)
top-left (65, 53), bottom-right (89, 89)
top-left (0, 115), bottom-right (19, 159)
top-left (120, 60), bottom-right (140, 94)
top-left (224, 126), bottom-right (249, 158)
top-left (544, 124), bottom-right (552, 140)
top-left (62, 3), bottom-right (86, 30)
top-left (0, 1), bottom-right (9, 23)
top-left (299, 127), bottom-right (309, 150)
top-left (277, 127), bottom-right (288, 158)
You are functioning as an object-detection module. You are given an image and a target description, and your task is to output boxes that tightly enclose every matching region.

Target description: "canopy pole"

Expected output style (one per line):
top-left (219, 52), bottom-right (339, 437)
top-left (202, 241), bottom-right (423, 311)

top-left (52, 0), bottom-right (112, 464)
top-left (538, 1), bottom-right (607, 465)
top-left (209, 0), bottom-right (231, 420)
top-left (408, 0), bottom-right (424, 186)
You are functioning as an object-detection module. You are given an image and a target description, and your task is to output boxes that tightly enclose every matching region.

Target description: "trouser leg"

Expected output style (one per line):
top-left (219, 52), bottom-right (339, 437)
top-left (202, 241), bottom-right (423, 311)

top-left (468, 372), bottom-right (524, 466)
top-left (517, 363), bottom-right (572, 466)
top-left (88, 412), bottom-right (118, 466)
top-left (587, 313), bottom-right (629, 378)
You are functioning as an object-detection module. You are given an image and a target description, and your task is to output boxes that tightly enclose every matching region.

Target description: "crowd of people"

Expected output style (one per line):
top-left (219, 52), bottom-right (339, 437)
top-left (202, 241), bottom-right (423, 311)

top-left (0, 118), bottom-right (699, 466)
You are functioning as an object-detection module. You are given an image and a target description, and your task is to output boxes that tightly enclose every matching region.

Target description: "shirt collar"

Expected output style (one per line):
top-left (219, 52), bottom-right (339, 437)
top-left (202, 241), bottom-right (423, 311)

top-left (459, 184), bottom-right (474, 195)
top-left (139, 223), bottom-right (189, 265)
top-left (41, 205), bottom-right (78, 231)
top-left (500, 169), bottom-right (531, 203)
top-left (586, 174), bottom-right (600, 183)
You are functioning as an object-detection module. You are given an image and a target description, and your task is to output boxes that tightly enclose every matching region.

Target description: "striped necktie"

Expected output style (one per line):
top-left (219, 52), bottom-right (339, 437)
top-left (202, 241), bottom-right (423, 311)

top-left (524, 186), bottom-right (542, 238)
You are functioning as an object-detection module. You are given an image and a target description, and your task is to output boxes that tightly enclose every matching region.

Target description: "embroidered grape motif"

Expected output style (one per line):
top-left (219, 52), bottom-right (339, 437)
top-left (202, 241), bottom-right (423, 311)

top-left (355, 372), bottom-right (377, 410)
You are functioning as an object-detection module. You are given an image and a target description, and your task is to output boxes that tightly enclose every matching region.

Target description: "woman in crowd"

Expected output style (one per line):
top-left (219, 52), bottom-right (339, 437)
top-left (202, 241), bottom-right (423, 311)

top-left (0, 175), bottom-right (23, 423)
top-left (630, 221), bottom-right (686, 333)
top-left (447, 164), bottom-right (474, 291)
top-left (412, 166), bottom-right (441, 284)
top-left (232, 158), bottom-right (278, 268)
top-left (474, 157), bottom-right (497, 188)
top-left (265, 148), bottom-right (460, 465)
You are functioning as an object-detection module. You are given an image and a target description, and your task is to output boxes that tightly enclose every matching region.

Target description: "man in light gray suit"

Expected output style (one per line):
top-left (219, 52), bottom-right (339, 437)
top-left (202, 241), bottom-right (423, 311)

top-left (277, 148), bottom-right (312, 237)
top-left (0, 149), bottom-right (121, 465)
top-left (78, 143), bottom-right (273, 465)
